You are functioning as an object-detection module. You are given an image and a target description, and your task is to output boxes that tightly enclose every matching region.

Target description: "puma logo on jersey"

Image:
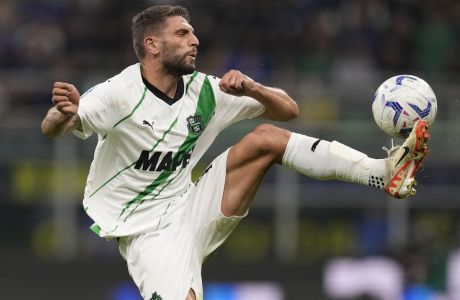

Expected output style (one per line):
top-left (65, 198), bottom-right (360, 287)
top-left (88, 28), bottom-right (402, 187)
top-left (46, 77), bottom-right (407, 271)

top-left (134, 149), bottom-right (193, 172)
top-left (142, 120), bottom-right (154, 131)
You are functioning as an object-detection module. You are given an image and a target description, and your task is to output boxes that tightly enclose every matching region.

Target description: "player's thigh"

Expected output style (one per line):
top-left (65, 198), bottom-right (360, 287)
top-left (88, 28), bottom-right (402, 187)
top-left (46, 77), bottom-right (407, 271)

top-left (222, 124), bottom-right (290, 216)
top-left (186, 149), bottom-right (246, 259)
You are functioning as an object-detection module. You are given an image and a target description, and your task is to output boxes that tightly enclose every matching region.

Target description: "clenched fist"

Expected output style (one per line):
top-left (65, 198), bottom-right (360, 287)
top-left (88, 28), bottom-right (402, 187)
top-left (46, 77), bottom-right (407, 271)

top-left (52, 82), bottom-right (80, 116)
top-left (219, 70), bottom-right (258, 97)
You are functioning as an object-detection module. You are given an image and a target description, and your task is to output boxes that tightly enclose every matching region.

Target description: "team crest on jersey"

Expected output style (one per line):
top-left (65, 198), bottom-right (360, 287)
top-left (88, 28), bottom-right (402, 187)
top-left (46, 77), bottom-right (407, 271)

top-left (186, 115), bottom-right (204, 135)
top-left (149, 292), bottom-right (162, 300)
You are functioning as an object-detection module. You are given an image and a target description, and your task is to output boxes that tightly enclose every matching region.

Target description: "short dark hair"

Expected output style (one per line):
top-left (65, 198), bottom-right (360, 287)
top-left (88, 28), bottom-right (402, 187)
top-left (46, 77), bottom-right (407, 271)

top-left (132, 5), bottom-right (190, 60)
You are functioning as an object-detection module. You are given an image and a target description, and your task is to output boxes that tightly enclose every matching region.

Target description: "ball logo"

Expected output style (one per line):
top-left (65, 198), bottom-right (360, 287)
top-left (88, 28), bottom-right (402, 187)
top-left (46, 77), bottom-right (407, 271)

top-left (408, 101), bottom-right (432, 118)
top-left (395, 75), bottom-right (417, 85)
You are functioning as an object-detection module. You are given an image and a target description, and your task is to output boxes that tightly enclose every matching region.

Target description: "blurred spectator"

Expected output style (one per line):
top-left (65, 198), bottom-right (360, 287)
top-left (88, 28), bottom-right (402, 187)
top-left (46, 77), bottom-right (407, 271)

top-left (378, 8), bottom-right (416, 72)
top-left (415, 1), bottom-right (456, 74)
top-left (11, 20), bottom-right (66, 68)
top-left (296, 8), bottom-right (335, 77)
top-left (1, 0), bottom-right (459, 116)
top-left (0, 83), bottom-right (10, 116)
top-left (0, 0), bottom-right (18, 68)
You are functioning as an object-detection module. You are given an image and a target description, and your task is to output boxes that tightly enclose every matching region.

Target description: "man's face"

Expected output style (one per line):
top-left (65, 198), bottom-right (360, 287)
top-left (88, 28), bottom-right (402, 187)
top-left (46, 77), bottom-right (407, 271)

top-left (158, 16), bottom-right (199, 76)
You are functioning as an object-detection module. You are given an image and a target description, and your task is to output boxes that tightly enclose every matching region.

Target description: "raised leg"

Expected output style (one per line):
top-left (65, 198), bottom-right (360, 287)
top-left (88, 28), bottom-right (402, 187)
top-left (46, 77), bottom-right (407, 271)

top-left (220, 123), bottom-right (392, 216)
top-left (221, 124), bottom-right (290, 216)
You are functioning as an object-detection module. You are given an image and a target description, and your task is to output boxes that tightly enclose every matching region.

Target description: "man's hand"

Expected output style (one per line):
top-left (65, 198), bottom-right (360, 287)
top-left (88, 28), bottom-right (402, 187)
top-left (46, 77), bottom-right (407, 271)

top-left (219, 70), bottom-right (258, 97)
top-left (52, 82), bottom-right (80, 116)
top-left (218, 69), bottom-right (299, 121)
top-left (41, 82), bottom-right (82, 137)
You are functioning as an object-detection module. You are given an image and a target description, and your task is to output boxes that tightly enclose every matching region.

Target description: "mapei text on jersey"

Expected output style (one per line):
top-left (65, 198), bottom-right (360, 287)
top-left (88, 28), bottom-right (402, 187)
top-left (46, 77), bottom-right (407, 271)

top-left (134, 149), bottom-right (193, 172)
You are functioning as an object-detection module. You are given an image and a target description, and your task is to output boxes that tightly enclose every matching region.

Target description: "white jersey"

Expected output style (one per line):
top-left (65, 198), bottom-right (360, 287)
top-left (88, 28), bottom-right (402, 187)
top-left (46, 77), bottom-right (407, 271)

top-left (74, 63), bottom-right (265, 237)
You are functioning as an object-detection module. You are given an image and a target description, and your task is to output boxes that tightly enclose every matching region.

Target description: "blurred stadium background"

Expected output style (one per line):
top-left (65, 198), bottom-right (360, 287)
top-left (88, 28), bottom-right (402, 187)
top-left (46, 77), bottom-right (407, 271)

top-left (1, 0), bottom-right (460, 299)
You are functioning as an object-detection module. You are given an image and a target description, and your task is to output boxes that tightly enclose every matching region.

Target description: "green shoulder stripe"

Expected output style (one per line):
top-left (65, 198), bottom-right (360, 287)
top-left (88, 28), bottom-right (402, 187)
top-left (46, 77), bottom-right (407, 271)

top-left (112, 86), bottom-right (147, 128)
top-left (185, 71), bottom-right (198, 93)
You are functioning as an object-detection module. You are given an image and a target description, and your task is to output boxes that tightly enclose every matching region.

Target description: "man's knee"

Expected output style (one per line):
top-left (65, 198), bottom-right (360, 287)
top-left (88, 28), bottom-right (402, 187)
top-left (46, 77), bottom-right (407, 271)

top-left (249, 124), bottom-right (290, 157)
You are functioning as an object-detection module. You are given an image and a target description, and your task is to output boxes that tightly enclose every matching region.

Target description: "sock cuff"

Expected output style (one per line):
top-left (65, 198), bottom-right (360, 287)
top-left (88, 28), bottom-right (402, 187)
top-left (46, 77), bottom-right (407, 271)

top-left (282, 132), bottom-right (298, 168)
top-left (282, 132), bottom-right (319, 168)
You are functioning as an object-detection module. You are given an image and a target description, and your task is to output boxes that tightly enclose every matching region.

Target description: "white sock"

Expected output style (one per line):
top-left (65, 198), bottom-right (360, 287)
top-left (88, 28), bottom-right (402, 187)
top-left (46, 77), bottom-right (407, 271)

top-left (282, 132), bottom-right (387, 189)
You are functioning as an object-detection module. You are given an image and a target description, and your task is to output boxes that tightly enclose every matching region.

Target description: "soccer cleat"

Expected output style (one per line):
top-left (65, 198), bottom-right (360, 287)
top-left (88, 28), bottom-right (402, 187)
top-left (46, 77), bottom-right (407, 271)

top-left (384, 120), bottom-right (430, 199)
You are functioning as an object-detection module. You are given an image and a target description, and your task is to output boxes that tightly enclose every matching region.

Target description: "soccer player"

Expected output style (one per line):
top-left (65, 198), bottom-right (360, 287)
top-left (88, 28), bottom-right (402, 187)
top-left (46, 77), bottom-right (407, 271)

top-left (41, 5), bottom-right (430, 300)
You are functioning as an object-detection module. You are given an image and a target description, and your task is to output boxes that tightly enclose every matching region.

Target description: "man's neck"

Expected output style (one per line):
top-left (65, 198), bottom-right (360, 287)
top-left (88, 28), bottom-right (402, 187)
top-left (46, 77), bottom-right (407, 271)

top-left (141, 62), bottom-right (179, 98)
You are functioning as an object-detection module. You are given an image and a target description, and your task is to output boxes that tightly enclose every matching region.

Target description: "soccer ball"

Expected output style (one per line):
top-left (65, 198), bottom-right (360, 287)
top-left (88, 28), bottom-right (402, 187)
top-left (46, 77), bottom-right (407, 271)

top-left (371, 75), bottom-right (437, 138)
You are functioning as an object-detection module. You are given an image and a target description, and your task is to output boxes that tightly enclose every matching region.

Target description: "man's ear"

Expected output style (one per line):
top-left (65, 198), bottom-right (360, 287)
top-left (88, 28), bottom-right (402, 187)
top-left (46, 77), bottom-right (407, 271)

top-left (144, 36), bottom-right (161, 56)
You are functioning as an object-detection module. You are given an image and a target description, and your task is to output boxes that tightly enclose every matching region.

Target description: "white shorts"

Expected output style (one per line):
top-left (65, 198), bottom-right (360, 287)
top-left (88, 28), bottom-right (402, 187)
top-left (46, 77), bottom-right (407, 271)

top-left (118, 149), bottom-right (246, 300)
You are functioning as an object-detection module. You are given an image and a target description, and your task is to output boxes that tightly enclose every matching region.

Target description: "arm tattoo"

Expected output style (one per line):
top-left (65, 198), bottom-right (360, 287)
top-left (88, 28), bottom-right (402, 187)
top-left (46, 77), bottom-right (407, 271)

top-left (42, 108), bottom-right (81, 137)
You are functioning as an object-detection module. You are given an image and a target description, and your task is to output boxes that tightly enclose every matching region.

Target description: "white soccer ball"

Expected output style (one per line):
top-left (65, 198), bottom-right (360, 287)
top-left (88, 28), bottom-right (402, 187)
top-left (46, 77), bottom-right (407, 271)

top-left (371, 75), bottom-right (437, 138)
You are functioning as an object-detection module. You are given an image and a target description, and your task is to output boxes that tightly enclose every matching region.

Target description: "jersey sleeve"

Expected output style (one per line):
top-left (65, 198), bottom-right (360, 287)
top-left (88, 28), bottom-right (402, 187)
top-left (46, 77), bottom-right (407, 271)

top-left (73, 81), bottom-right (125, 139)
top-left (209, 76), bottom-right (266, 125)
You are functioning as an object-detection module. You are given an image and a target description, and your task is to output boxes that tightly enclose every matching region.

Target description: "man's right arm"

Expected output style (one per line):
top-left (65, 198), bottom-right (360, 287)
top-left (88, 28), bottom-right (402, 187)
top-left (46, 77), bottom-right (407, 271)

top-left (41, 107), bottom-right (81, 138)
top-left (41, 82), bottom-right (81, 138)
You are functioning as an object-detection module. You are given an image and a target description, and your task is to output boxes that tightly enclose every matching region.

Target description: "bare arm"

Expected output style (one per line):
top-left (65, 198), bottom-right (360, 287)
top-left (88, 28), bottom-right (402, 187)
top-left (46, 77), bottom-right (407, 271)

top-left (218, 70), bottom-right (299, 121)
top-left (41, 107), bottom-right (81, 138)
top-left (41, 82), bottom-right (81, 138)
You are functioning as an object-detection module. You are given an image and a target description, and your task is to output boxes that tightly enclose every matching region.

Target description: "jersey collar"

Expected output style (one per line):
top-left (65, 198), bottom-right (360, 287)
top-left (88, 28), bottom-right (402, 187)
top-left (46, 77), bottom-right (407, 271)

top-left (141, 75), bottom-right (184, 106)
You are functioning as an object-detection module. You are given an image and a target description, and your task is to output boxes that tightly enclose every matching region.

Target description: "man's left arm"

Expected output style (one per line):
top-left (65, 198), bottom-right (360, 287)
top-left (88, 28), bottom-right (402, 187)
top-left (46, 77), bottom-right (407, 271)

top-left (219, 70), bottom-right (299, 121)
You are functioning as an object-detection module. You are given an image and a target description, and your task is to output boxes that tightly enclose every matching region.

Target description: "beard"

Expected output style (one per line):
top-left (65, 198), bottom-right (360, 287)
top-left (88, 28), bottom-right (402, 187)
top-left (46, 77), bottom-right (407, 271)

top-left (162, 47), bottom-right (196, 76)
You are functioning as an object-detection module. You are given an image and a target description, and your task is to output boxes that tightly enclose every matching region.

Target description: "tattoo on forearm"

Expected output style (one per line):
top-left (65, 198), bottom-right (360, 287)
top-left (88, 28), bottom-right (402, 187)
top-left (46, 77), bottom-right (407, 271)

top-left (43, 108), bottom-right (80, 135)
